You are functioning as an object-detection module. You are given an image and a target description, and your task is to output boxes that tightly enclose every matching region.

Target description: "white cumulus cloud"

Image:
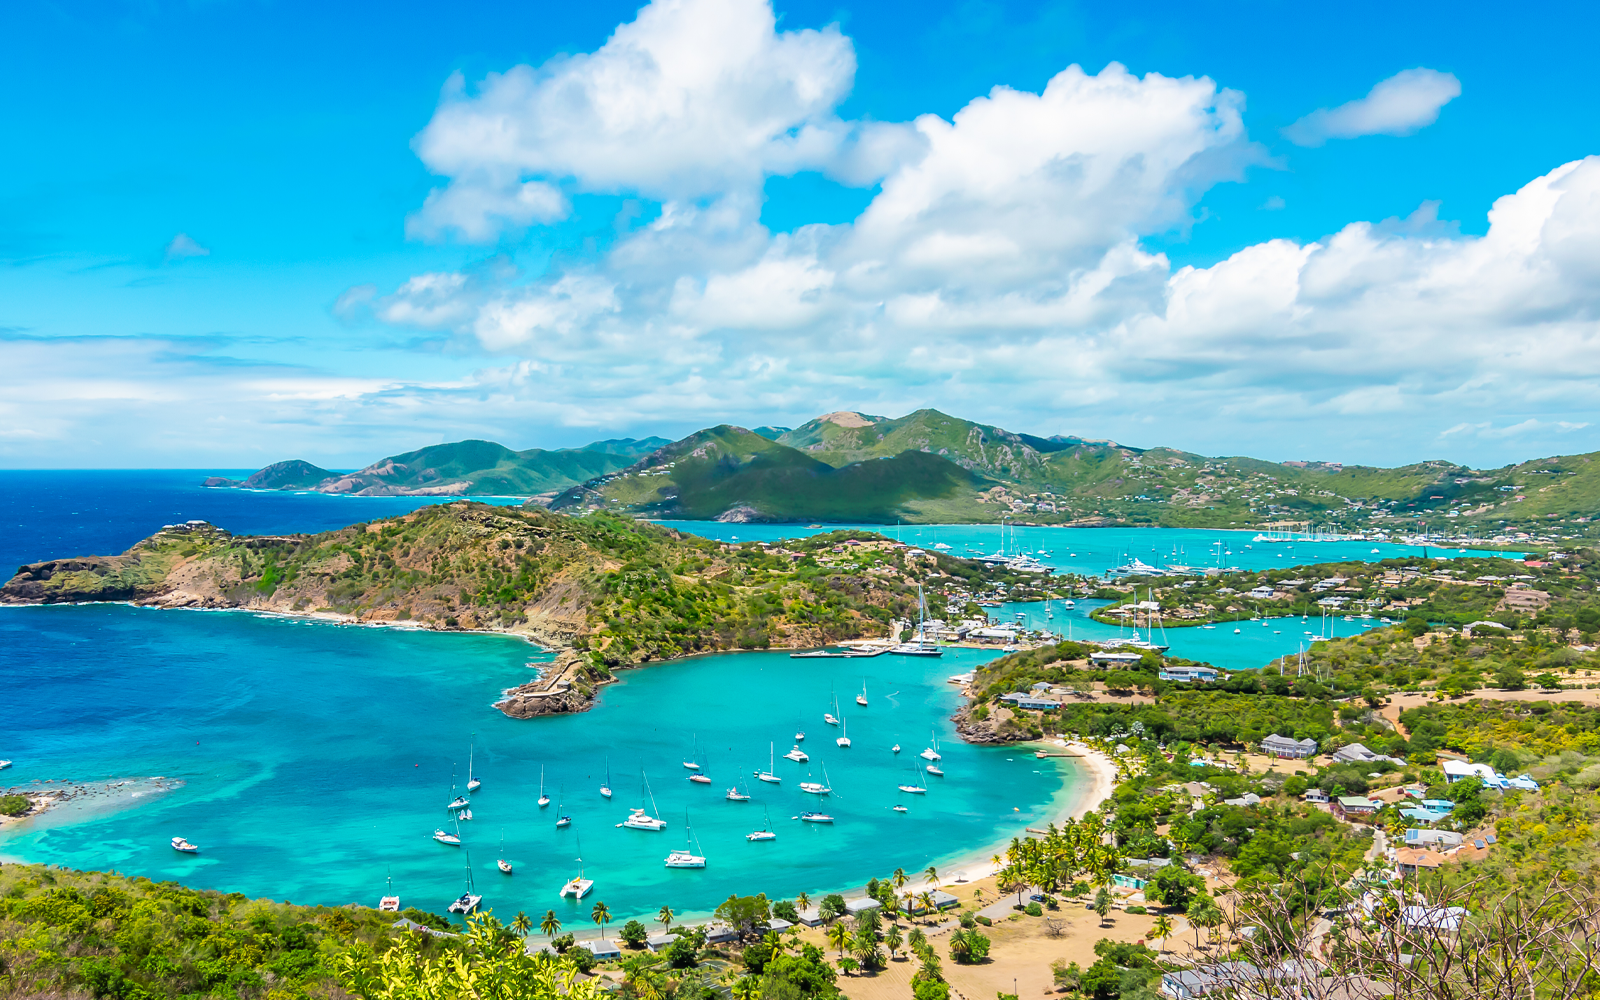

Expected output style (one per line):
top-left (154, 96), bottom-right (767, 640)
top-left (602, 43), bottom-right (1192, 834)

top-left (164, 233), bottom-right (211, 262)
top-left (1284, 68), bottom-right (1461, 146)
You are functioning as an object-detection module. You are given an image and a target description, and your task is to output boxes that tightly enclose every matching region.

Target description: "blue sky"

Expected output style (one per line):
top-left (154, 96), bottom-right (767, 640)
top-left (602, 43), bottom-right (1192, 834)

top-left (4, 0), bottom-right (1600, 469)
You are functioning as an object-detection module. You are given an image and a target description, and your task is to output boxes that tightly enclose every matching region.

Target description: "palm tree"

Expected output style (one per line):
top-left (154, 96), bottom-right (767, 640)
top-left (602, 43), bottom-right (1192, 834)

top-left (1151, 914), bottom-right (1174, 954)
top-left (826, 920), bottom-right (850, 958)
top-left (795, 891), bottom-right (811, 914)
top-left (884, 922), bottom-right (903, 960)
top-left (658, 905), bottom-right (674, 931)
top-left (592, 900), bottom-right (612, 939)
top-left (923, 864), bottom-right (940, 889)
top-left (918, 890), bottom-right (937, 923)
top-left (540, 909), bottom-right (562, 937)
top-left (512, 911), bottom-right (533, 937)
top-left (891, 867), bottom-right (909, 892)
top-left (731, 977), bottom-right (761, 1000)
top-left (763, 929), bottom-right (788, 957)
top-left (1093, 888), bottom-right (1112, 927)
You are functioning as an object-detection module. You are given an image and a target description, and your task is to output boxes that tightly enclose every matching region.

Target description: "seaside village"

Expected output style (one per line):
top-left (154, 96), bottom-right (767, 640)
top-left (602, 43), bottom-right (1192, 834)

top-left (387, 539), bottom-right (1571, 1000)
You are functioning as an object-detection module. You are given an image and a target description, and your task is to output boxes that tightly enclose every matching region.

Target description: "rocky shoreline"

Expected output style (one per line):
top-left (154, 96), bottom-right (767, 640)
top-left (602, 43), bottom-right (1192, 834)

top-left (0, 776), bottom-right (185, 828)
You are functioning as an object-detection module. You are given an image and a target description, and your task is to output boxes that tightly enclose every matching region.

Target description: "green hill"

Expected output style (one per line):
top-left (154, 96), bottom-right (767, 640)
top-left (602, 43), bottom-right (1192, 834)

top-left (550, 424), bottom-right (992, 522)
top-left (777, 408), bottom-right (1054, 481)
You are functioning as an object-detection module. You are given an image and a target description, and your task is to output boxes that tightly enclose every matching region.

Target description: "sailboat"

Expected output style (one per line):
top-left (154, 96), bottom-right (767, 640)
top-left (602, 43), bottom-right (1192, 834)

top-left (497, 830), bottom-right (513, 874)
top-left (755, 743), bottom-right (781, 784)
top-left (664, 811), bottom-right (707, 868)
top-left (555, 786), bottom-right (571, 828)
top-left (433, 817), bottom-right (463, 845)
top-left (920, 731), bottom-right (942, 761)
top-left (447, 767), bottom-right (469, 811)
top-left (726, 770), bottom-right (751, 802)
top-left (925, 762), bottom-right (945, 776)
top-left (800, 762), bottom-right (832, 795)
top-left (447, 852), bottom-right (482, 914)
top-left (747, 807), bottom-right (778, 841)
top-left (836, 717), bottom-right (851, 748)
top-left (379, 873), bottom-right (401, 912)
top-left (537, 766), bottom-right (550, 808)
top-left (683, 734), bottom-right (702, 771)
top-left (795, 717), bottom-right (806, 742)
top-left (856, 680), bottom-right (868, 707)
top-left (601, 758), bottom-right (613, 799)
top-left (898, 763), bottom-right (929, 794)
top-left (799, 811), bottom-right (834, 824)
top-left (620, 769), bottom-right (668, 829)
top-left (824, 686), bottom-right (840, 726)
top-left (559, 836), bottom-right (593, 899)
top-left (466, 739), bottom-right (481, 793)
top-left (891, 585), bottom-right (943, 656)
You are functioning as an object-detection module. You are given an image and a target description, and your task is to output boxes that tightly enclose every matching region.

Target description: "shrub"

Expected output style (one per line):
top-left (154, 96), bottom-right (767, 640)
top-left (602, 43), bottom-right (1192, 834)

top-left (976, 915), bottom-right (992, 926)
top-left (0, 795), bottom-right (29, 817)
top-left (620, 919), bottom-right (648, 947)
top-left (1125, 905), bottom-right (1147, 915)
top-left (1025, 902), bottom-right (1043, 917)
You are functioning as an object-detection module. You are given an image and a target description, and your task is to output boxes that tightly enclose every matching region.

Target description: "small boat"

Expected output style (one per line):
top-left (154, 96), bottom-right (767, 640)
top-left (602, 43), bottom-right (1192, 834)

top-left (799, 812), bottom-right (834, 824)
top-left (856, 680), bottom-right (868, 707)
top-left (925, 764), bottom-right (944, 776)
top-left (620, 769), bottom-right (667, 829)
top-left (688, 773), bottom-right (711, 785)
top-left (379, 874), bottom-right (400, 912)
top-left (537, 766), bottom-right (550, 808)
top-left (497, 831), bottom-right (513, 874)
top-left (448, 854), bottom-right (483, 914)
top-left (920, 731), bottom-right (942, 762)
top-left (755, 742), bottom-right (781, 784)
top-left (800, 762), bottom-right (832, 795)
top-left (683, 734), bottom-right (702, 771)
top-left (458, 808), bottom-right (473, 821)
top-left (727, 771), bottom-right (751, 802)
top-left (447, 796), bottom-right (470, 811)
top-left (664, 811), bottom-right (707, 868)
top-left (892, 744), bottom-right (901, 754)
top-left (601, 758), bottom-right (613, 799)
top-left (170, 837), bottom-right (198, 853)
top-left (0, 760), bottom-right (11, 770)
top-left (784, 745), bottom-right (809, 762)
top-left (466, 739), bottom-right (481, 793)
top-left (560, 837), bottom-right (593, 898)
top-left (433, 826), bottom-right (462, 846)
top-left (836, 717), bottom-right (851, 748)
top-left (1234, 628), bottom-right (1241, 634)
top-left (893, 804), bottom-right (908, 813)
top-left (898, 763), bottom-right (929, 794)
top-left (555, 786), bottom-right (571, 828)
top-left (747, 807), bottom-right (778, 841)
top-left (824, 713), bottom-right (839, 726)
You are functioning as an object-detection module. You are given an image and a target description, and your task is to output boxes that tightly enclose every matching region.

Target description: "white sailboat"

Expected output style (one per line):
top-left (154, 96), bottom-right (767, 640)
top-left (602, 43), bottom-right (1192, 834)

top-left (447, 767), bottom-right (469, 811)
top-left (891, 585), bottom-right (944, 656)
top-left (555, 786), bottom-right (571, 828)
top-left (466, 739), bottom-right (481, 793)
top-left (447, 853), bottom-right (482, 914)
top-left (925, 763), bottom-right (945, 776)
top-left (795, 717), bottom-right (806, 742)
top-left (620, 769), bottom-right (668, 829)
top-left (537, 766), bottom-right (550, 808)
top-left (433, 817), bottom-right (463, 845)
top-left (683, 734), bottom-right (702, 771)
top-left (755, 742), bottom-right (781, 784)
top-left (856, 680), bottom-right (868, 707)
top-left (601, 758), bottom-right (613, 799)
top-left (747, 807), bottom-right (778, 841)
top-left (824, 685), bottom-right (840, 726)
top-left (898, 763), bottom-right (928, 794)
top-left (800, 762), bottom-right (831, 795)
top-left (664, 811), bottom-right (707, 868)
top-left (726, 770), bottom-right (751, 802)
top-left (799, 811), bottom-right (834, 823)
top-left (497, 830), bottom-right (513, 874)
top-left (559, 836), bottom-right (593, 899)
top-left (836, 717), bottom-right (851, 748)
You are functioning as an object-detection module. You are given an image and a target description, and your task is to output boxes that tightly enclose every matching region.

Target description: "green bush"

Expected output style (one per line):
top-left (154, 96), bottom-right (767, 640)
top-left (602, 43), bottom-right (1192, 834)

top-left (1024, 902), bottom-right (1043, 917)
top-left (1124, 905), bottom-right (1147, 915)
top-left (620, 919), bottom-right (648, 947)
top-left (975, 914), bottom-right (992, 926)
top-left (0, 795), bottom-right (29, 817)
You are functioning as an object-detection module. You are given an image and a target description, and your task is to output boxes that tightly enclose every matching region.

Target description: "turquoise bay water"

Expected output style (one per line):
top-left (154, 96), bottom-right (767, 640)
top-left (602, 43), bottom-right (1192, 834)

top-left (2, 604), bottom-right (1068, 923)
top-left (0, 473), bottom-right (1514, 926)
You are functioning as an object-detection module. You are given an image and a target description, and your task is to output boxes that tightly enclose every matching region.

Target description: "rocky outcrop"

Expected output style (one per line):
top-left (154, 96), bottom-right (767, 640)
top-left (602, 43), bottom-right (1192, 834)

top-left (493, 652), bottom-right (606, 718)
top-left (951, 702), bottom-right (1030, 745)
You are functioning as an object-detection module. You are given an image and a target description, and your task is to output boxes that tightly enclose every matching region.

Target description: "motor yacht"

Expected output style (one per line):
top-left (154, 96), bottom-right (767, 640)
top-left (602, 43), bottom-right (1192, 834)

top-left (170, 837), bottom-right (198, 853)
top-left (784, 745), bottom-right (809, 762)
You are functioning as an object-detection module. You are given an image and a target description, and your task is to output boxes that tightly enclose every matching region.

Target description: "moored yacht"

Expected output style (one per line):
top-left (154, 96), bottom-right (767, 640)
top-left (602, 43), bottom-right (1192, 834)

top-left (537, 766), bottom-right (550, 808)
top-left (620, 769), bottom-right (668, 829)
top-left (799, 812), bottom-right (834, 824)
top-left (784, 745), bottom-right (809, 762)
top-left (170, 837), bottom-right (198, 853)
top-left (688, 773), bottom-right (711, 784)
top-left (836, 717), bottom-right (851, 748)
top-left (856, 681), bottom-right (868, 707)
top-left (466, 740), bottom-right (481, 793)
top-left (560, 838), bottom-right (593, 898)
top-left (663, 812), bottom-right (707, 868)
top-left (800, 762), bottom-right (832, 795)
top-left (447, 856), bottom-right (481, 914)
top-left (433, 825), bottom-right (461, 846)
top-left (925, 764), bottom-right (944, 776)
top-left (920, 732), bottom-right (942, 761)
top-left (601, 758), bottom-right (613, 799)
top-left (755, 742), bottom-right (781, 784)
top-left (726, 772), bottom-right (751, 801)
top-left (747, 808), bottom-right (778, 841)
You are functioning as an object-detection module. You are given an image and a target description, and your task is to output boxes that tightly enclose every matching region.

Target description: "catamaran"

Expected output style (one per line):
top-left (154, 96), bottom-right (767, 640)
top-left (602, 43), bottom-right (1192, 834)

top-left (447, 854), bottom-right (482, 914)
top-left (379, 874), bottom-right (400, 912)
top-left (601, 758), bottom-right (613, 799)
top-left (898, 764), bottom-right (928, 794)
top-left (170, 836), bottom-right (198, 853)
top-left (663, 811), bottom-right (707, 868)
top-left (856, 681), bottom-right (868, 707)
top-left (497, 830), bottom-right (513, 874)
top-left (784, 744), bottom-right (809, 762)
top-left (537, 766), bottom-right (550, 808)
top-left (559, 837), bottom-right (593, 899)
top-left (920, 730), bottom-right (942, 761)
top-left (747, 807), bottom-right (778, 841)
top-left (620, 769), bottom-right (668, 829)
top-left (836, 717), bottom-right (851, 748)
top-left (466, 739), bottom-right (481, 793)
top-left (800, 762), bottom-right (832, 795)
top-left (755, 743), bottom-right (781, 784)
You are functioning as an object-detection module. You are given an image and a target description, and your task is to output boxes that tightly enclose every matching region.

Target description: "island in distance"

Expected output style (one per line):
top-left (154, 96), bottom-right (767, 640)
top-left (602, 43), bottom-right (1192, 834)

top-left (205, 408), bottom-right (1600, 531)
